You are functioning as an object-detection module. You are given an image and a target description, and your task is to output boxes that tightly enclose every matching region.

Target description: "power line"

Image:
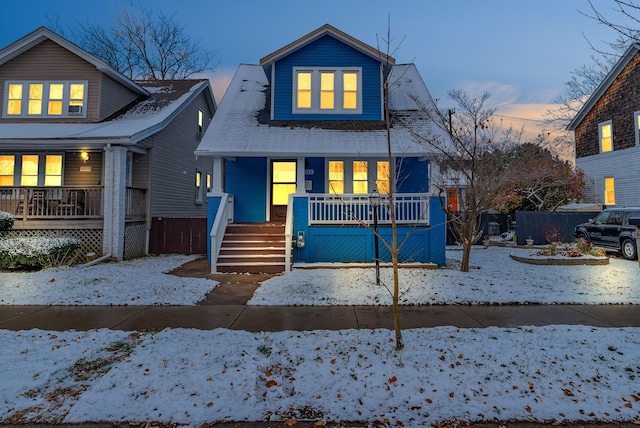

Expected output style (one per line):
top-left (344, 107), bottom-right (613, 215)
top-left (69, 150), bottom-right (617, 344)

top-left (493, 113), bottom-right (547, 124)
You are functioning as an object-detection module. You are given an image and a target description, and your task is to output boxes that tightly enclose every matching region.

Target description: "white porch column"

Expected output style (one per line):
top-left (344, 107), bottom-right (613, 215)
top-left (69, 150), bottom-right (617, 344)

top-left (102, 145), bottom-right (127, 261)
top-left (212, 156), bottom-right (224, 193)
top-left (296, 156), bottom-right (306, 194)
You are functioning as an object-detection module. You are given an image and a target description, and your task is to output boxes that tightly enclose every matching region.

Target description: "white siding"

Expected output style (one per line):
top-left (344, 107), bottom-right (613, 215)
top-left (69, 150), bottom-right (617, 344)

top-left (577, 145), bottom-right (640, 207)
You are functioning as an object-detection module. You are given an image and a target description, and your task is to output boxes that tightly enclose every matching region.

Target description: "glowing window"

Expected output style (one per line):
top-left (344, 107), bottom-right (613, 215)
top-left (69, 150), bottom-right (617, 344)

top-left (28, 84), bottom-right (43, 115)
top-left (44, 155), bottom-right (63, 186)
top-left (600, 122), bottom-right (612, 152)
top-left (343, 72), bottom-right (358, 109)
top-left (353, 161), bottom-right (368, 194)
top-left (195, 171), bottom-right (203, 203)
top-left (320, 72), bottom-right (334, 109)
top-left (272, 161), bottom-right (297, 205)
top-left (48, 84), bottom-right (64, 115)
top-left (69, 83), bottom-right (84, 111)
top-left (297, 72), bottom-right (312, 109)
top-left (328, 161), bottom-right (344, 194)
top-left (376, 161), bottom-right (390, 194)
top-left (0, 155), bottom-right (15, 186)
top-left (21, 155), bottom-right (39, 186)
top-left (293, 67), bottom-right (361, 114)
top-left (7, 83), bottom-right (22, 115)
top-left (604, 177), bottom-right (616, 205)
top-left (198, 109), bottom-right (204, 132)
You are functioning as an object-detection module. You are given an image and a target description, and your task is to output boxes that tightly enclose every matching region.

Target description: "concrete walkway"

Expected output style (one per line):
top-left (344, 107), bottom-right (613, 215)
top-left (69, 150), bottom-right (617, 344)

top-left (2, 303), bottom-right (640, 332)
top-left (2, 259), bottom-right (640, 332)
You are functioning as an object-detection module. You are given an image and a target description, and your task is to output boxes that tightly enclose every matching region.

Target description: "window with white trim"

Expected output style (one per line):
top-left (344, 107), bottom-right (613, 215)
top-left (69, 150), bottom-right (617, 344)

top-left (293, 67), bottom-right (362, 114)
top-left (599, 121), bottom-right (613, 153)
top-left (0, 154), bottom-right (64, 186)
top-left (326, 159), bottom-right (392, 194)
top-left (3, 81), bottom-right (87, 118)
top-left (604, 177), bottom-right (616, 205)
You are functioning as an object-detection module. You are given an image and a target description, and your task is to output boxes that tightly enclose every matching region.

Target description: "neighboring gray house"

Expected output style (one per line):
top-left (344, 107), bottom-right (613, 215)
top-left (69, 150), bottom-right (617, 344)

top-left (0, 27), bottom-right (216, 260)
top-left (568, 43), bottom-right (640, 208)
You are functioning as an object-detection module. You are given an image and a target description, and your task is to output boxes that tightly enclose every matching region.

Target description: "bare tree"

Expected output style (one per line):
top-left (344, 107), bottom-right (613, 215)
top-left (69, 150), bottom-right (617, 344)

top-left (409, 90), bottom-right (519, 272)
top-left (76, 6), bottom-right (216, 80)
top-left (545, 0), bottom-right (640, 129)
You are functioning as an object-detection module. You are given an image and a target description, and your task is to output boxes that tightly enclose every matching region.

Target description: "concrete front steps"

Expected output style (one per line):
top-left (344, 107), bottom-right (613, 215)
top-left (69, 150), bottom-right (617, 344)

top-left (216, 223), bottom-right (287, 273)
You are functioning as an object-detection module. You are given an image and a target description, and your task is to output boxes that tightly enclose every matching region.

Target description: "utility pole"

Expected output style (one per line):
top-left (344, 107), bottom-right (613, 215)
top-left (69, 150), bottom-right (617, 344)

top-left (448, 109), bottom-right (455, 136)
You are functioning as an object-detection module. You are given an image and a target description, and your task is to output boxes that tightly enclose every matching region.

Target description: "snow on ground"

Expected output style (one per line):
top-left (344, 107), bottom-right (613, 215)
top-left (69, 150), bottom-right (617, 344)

top-left (1, 246), bottom-right (638, 306)
top-left (0, 254), bottom-right (217, 305)
top-left (3, 327), bottom-right (640, 425)
top-left (249, 246), bottom-right (640, 305)
top-left (2, 246), bottom-right (640, 425)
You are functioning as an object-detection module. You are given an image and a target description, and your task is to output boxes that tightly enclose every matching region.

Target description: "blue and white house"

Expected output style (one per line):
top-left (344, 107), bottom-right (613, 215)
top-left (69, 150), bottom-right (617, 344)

top-left (195, 24), bottom-right (447, 273)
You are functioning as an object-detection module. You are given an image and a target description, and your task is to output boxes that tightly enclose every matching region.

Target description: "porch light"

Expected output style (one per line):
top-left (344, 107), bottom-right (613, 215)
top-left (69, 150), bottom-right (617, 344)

top-left (80, 151), bottom-right (90, 162)
top-left (369, 189), bottom-right (381, 285)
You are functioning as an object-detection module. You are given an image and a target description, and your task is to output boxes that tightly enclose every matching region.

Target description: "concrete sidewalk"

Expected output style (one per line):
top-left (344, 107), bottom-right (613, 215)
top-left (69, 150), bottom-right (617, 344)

top-left (1, 303), bottom-right (640, 331)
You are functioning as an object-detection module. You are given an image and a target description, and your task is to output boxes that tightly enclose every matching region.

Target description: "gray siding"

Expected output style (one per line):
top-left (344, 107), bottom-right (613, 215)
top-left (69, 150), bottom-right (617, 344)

top-left (577, 145), bottom-right (640, 207)
top-left (63, 151), bottom-right (103, 185)
top-left (147, 89), bottom-right (214, 218)
top-left (0, 40), bottom-right (101, 122)
top-left (0, 39), bottom-right (140, 123)
top-left (99, 74), bottom-right (139, 121)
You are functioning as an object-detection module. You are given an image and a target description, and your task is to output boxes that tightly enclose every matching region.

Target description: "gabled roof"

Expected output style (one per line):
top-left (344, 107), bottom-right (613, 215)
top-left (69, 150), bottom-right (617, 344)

top-left (0, 26), bottom-right (149, 97)
top-left (259, 24), bottom-right (395, 67)
top-left (0, 80), bottom-right (215, 148)
top-left (195, 63), bottom-right (445, 158)
top-left (567, 43), bottom-right (640, 131)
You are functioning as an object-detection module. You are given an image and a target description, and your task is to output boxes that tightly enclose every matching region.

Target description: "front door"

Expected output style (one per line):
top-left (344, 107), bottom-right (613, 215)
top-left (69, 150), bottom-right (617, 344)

top-left (271, 160), bottom-right (297, 222)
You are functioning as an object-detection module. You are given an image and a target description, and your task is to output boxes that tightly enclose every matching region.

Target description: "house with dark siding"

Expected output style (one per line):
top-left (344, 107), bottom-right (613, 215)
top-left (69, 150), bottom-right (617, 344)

top-left (0, 27), bottom-right (216, 260)
top-left (567, 43), bottom-right (640, 208)
top-left (195, 24), bottom-right (447, 273)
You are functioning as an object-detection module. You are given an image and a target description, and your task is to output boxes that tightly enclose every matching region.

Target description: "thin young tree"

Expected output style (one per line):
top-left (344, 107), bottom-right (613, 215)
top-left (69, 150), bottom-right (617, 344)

top-left (76, 6), bottom-right (216, 80)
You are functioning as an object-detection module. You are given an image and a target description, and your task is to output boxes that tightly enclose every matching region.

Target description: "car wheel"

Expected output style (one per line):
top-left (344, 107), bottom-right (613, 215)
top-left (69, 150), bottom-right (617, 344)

top-left (577, 233), bottom-right (590, 243)
top-left (621, 238), bottom-right (637, 260)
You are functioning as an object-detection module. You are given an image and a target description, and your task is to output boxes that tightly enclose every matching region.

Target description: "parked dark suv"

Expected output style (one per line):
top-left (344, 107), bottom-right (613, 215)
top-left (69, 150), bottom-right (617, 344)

top-left (574, 208), bottom-right (640, 260)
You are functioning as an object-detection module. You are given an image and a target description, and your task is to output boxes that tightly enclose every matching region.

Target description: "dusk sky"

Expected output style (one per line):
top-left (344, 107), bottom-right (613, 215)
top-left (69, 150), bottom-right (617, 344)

top-left (0, 0), bottom-right (620, 131)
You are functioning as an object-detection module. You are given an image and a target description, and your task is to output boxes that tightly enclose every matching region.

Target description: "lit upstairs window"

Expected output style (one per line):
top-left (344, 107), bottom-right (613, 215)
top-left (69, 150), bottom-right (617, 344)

top-left (3, 81), bottom-right (87, 118)
top-left (293, 67), bottom-right (362, 114)
top-left (599, 121), bottom-right (612, 152)
top-left (297, 72), bottom-right (312, 109)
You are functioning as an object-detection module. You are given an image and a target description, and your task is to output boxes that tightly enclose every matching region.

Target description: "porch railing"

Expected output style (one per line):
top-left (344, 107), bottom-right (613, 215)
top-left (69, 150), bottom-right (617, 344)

top-left (125, 187), bottom-right (147, 220)
top-left (308, 193), bottom-right (431, 225)
top-left (0, 186), bottom-right (104, 220)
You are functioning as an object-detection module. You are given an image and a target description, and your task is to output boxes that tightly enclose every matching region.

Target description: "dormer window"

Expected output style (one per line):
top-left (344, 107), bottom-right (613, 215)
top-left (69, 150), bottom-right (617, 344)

top-left (293, 67), bottom-right (362, 114)
top-left (3, 81), bottom-right (87, 118)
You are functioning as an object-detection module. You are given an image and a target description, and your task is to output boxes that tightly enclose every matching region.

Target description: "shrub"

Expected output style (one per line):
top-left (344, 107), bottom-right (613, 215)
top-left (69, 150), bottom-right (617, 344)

top-left (0, 211), bottom-right (14, 234)
top-left (0, 235), bottom-right (81, 270)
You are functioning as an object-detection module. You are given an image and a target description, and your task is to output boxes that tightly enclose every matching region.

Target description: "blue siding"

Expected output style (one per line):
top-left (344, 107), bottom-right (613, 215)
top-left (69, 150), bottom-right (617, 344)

top-left (397, 157), bottom-right (429, 193)
top-left (305, 157), bottom-right (325, 193)
top-left (226, 157), bottom-right (267, 222)
top-left (272, 35), bottom-right (382, 121)
top-left (206, 195), bottom-right (223, 265)
top-left (290, 194), bottom-right (446, 265)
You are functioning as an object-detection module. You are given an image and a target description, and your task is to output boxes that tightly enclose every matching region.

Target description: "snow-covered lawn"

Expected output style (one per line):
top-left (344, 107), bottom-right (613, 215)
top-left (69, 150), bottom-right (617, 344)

top-left (2, 246), bottom-right (640, 425)
top-left (0, 254), bottom-right (217, 305)
top-left (1, 246), bottom-right (639, 306)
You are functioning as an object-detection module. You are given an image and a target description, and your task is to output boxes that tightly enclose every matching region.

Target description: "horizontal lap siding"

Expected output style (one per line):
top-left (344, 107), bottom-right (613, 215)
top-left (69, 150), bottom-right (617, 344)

top-left (226, 157), bottom-right (267, 222)
top-left (99, 74), bottom-right (140, 121)
top-left (0, 40), bottom-right (102, 122)
top-left (148, 90), bottom-right (213, 218)
top-left (64, 151), bottom-right (103, 185)
top-left (272, 35), bottom-right (382, 121)
top-left (397, 157), bottom-right (429, 193)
